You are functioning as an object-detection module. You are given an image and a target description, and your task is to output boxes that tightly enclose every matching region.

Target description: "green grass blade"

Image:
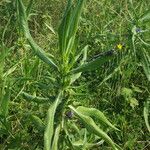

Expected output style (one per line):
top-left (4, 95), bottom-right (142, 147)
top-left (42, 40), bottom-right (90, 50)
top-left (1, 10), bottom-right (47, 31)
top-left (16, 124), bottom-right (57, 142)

top-left (75, 45), bottom-right (88, 63)
top-left (70, 50), bottom-right (117, 74)
top-left (144, 97), bottom-right (150, 132)
top-left (0, 45), bottom-right (9, 77)
top-left (44, 91), bottom-right (63, 150)
top-left (69, 105), bottom-right (119, 150)
top-left (26, 0), bottom-right (33, 17)
top-left (51, 124), bottom-right (61, 150)
top-left (3, 65), bottom-right (17, 78)
top-left (77, 106), bottom-right (119, 131)
top-left (0, 84), bottom-right (10, 117)
top-left (139, 10), bottom-right (150, 22)
top-left (17, 0), bottom-right (58, 70)
top-left (140, 49), bottom-right (150, 81)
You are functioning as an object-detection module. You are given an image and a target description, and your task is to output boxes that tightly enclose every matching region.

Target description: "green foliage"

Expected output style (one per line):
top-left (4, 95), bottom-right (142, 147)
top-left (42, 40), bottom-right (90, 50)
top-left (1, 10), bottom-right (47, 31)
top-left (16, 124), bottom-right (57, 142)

top-left (69, 105), bottom-right (119, 150)
top-left (70, 50), bottom-right (116, 74)
top-left (44, 91), bottom-right (62, 150)
top-left (144, 97), bottom-right (150, 132)
top-left (76, 106), bottom-right (119, 130)
top-left (0, 0), bottom-right (149, 149)
top-left (17, 0), bottom-right (58, 70)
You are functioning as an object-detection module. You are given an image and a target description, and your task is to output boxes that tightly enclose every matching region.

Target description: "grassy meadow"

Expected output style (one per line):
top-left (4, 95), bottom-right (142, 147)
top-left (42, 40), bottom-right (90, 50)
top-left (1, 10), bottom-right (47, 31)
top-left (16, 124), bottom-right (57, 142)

top-left (0, 0), bottom-right (150, 149)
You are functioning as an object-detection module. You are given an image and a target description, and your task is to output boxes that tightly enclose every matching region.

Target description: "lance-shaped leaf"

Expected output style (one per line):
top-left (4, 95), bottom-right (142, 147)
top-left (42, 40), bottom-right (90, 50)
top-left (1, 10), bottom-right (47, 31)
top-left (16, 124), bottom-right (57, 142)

top-left (144, 97), bottom-right (150, 132)
top-left (44, 91), bottom-right (63, 150)
top-left (69, 105), bottom-right (119, 150)
top-left (72, 139), bottom-right (104, 149)
top-left (51, 124), bottom-right (61, 150)
top-left (17, 0), bottom-right (58, 70)
top-left (21, 92), bottom-right (50, 104)
top-left (3, 65), bottom-right (17, 78)
top-left (70, 45), bottom-right (88, 84)
top-left (70, 50), bottom-right (117, 74)
top-left (65, 0), bottom-right (86, 57)
top-left (58, 0), bottom-right (85, 56)
top-left (58, 0), bottom-right (72, 54)
top-left (76, 106), bottom-right (119, 131)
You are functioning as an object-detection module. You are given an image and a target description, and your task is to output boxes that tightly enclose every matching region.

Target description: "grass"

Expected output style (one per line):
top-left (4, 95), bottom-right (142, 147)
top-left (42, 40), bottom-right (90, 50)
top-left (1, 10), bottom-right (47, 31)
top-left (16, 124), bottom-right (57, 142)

top-left (0, 0), bottom-right (150, 149)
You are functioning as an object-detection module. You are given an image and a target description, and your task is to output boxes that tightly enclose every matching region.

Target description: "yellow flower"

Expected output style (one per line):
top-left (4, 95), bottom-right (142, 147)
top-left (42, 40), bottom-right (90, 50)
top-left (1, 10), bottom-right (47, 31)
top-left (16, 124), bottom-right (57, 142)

top-left (117, 44), bottom-right (123, 50)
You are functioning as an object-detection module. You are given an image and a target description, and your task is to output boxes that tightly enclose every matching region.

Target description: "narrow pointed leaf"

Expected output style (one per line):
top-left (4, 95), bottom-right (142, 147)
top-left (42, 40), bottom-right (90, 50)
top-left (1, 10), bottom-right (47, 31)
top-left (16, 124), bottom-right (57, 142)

top-left (58, 0), bottom-right (72, 54)
top-left (21, 92), bottom-right (50, 104)
top-left (3, 65), bottom-right (17, 78)
top-left (77, 106), bottom-right (119, 131)
top-left (1, 84), bottom-right (10, 117)
top-left (144, 97), bottom-right (150, 132)
top-left (70, 46), bottom-right (88, 83)
top-left (140, 49), bottom-right (150, 81)
top-left (69, 105), bottom-right (118, 150)
top-left (75, 45), bottom-right (88, 62)
top-left (68, 0), bottom-right (85, 38)
top-left (51, 124), bottom-right (61, 150)
top-left (17, 0), bottom-right (58, 70)
top-left (58, 0), bottom-right (85, 56)
top-left (70, 50), bottom-right (117, 74)
top-left (66, 0), bottom-right (85, 56)
top-left (44, 91), bottom-right (63, 150)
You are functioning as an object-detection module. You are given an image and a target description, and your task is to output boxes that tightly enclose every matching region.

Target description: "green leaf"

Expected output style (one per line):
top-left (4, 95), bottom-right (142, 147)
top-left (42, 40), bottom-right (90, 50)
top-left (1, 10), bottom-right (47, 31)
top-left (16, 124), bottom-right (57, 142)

top-left (140, 49), bottom-right (150, 81)
top-left (75, 45), bottom-right (88, 63)
top-left (0, 46), bottom-right (9, 77)
top-left (0, 84), bottom-right (10, 117)
top-left (45, 23), bottom-right (56, 35)
top-left (99, 66), bottom-right (120, 87)
top-left (21, 92), bottom-right (50, 104)
top-left (51, 124), bottom-right (61, 150)
top-left (67, 121), bottom-right (80, 135)
top-left (131, 85), bottom-right (143, 93)
top-left (70, 50), bottom-right (116, 74)
top-left (58, 0), bottom-right (72, 54)
top-left (17, 0), bottom-right (58, 70)
top-left (26, 0), bottom-right (33, 17)
top-left (70, 45), bottom-right (88, 84)
top-left (129, 98), bottom-right (139, 109)
top-left (69, 105), bottom-right (119, 150)
top-left (68, 0), bottom-right (85, 40)
top-left (44, 91), bottom-right (63, 150)
top-left (144, 97), bottom-right (150, 132)
top-left (121, 87), bottom-right (133, 99)
top-left (29, 58), bottom-right (39, 77)
top-left (3, 65), bottom-right (17, 78)
top-left (72, 139), bottom-right (104, 149)
top-left (139, 10), bottom-right (150, 22)
top-left (76, 106), bottom-right (119, 131)
top-left (30, 115), bottom-right (45, 131)
top-left (58, 0), bottom-right (85, 56)
top-left (129, 0), bottom-right (133, 5)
